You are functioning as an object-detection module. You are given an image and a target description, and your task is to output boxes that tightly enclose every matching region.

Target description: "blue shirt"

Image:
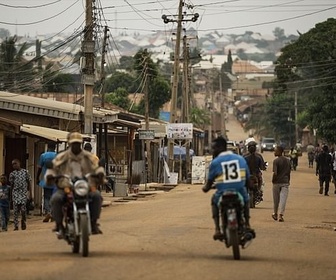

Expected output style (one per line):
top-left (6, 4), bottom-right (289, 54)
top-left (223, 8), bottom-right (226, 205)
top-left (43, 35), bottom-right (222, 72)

top-left (38, 151), bottom-right (57, 189)
top-left (0, 184), bottom-right (10, 207)
top-left (208, 151), bottom-right (250, 204)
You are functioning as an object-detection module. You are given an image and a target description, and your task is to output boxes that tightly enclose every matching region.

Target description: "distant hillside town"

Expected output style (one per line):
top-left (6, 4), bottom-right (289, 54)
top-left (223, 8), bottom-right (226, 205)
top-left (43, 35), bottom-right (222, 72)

top-left (0, 27), bottom-right (298, 128)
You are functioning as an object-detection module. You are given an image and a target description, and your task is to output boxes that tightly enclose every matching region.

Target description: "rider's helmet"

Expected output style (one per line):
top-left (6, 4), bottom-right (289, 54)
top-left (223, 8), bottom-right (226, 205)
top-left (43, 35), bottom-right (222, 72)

top-left (247, 140), bottom-right (257, 147)
top-left (247, 140), bottom-right (257, 153)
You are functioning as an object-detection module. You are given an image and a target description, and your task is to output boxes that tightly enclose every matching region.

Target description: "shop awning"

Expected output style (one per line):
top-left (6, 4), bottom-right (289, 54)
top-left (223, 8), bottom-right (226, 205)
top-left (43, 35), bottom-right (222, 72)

top-left (20, 124), bottom-right (72, 142)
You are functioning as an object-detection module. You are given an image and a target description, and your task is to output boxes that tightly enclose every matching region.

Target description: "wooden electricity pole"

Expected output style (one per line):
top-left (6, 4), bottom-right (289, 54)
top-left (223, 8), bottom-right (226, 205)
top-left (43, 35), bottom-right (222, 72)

top-left (168, 0), bottom-right (183, 169)
top-left (162, 0), bottom-right (199, 171)
top-left (100, 25), bottom-right (109, 108)
top-left (82, 0), bottom-right (95, 134)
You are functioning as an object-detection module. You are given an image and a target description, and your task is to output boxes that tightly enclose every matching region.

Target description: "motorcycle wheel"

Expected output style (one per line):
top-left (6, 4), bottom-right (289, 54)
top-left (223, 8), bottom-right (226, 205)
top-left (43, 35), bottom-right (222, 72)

top-left (229, 228), bottom-right (240, 260)
top-left (79, 213), bottom-right (89, 257)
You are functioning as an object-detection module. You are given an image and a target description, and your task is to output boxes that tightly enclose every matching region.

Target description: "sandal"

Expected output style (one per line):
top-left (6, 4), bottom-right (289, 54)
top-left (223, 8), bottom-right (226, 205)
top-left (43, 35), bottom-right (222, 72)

top-left (272, 213), bottom-right (278, 221)
top-left (279, 215), bottom-right (284, 222)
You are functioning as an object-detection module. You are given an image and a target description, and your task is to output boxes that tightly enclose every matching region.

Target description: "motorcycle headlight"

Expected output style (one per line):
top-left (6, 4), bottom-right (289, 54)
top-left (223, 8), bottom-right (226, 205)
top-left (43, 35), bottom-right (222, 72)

top-left (74, 179), bottom-right (89, 196)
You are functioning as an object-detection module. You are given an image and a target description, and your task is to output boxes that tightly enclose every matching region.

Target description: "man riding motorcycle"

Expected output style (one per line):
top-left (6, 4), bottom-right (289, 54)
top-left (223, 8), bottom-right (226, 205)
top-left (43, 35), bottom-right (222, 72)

top-left (46, 132), bottom-right (105, 237)
top-left (202, 136), bottom-right (253, 240)
top-left (243, 140), bottom-right (267, 199)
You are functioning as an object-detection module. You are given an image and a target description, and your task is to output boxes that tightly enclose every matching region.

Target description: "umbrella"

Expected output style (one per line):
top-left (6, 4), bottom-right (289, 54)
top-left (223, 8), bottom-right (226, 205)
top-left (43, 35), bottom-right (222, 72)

top-left (159, 146), bottom-right (195, 160)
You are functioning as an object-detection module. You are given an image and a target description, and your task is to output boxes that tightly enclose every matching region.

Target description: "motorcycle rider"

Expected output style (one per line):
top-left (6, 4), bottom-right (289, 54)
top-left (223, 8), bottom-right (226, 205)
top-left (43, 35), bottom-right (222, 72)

top-left (46, 132), bottom-right (105, 237)
top-left (202, 136), bottom-right (253, 240)
top-left (243, 141), bottom-right (267, 201)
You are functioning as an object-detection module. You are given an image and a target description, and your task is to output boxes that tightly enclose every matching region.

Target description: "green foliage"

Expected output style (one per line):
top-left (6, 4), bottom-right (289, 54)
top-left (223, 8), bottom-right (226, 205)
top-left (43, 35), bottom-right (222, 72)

top-left (0, 36), bottom-right (34, 92)
top-left (105, 71), bottom-right (139, 93)
top-left (133, 76), bottom-right (170, 118)
top-left (273, 27), bottom-right (286, 41)
top-left (222, 50), bottom-right (233, 74)
top-left (189, 47), bottom-right (202, 65)
top-left (130, 49), bottom-right (170, 118)
top-left (105, 87), bottom-right (131, 110)
top-left (119, 56), bottom-right (134, 71)
top-left (0, 28), bottom-right (10, 39)
top-left (189, 107), bottom-right (210, 129)
top-left (272, 18), bottom-right (336, 143)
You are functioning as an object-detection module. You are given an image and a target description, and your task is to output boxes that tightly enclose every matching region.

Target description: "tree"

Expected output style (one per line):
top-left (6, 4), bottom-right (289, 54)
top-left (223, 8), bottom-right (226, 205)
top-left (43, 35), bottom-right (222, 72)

top-left (105, 71), bottom-right (139, 93)
top-left (273, 27), bottom-right (286, 41)
top-left (105, 87), bottom-right (131, 110)
top-left (0, 28), bottom-right (10, 39)
top-left (119, 56), bottom-right (134, 71)
top-left (131, 49), bottom-right (171, 118)
top-left (272, 18), bottom-right (336, 143)
top-left (0, 36), bottom-right (34, 92)
top-left (222, 49), bottom-right (233, 74)
top-left (189, 107), bottom-right (211, 129)
top-left (42, 64), bottom-right (74, 93)
top-left (133, 76), bottom-right (171, 118)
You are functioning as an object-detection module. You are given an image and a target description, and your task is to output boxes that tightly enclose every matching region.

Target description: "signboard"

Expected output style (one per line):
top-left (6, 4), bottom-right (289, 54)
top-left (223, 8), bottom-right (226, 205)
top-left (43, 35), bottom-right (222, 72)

top-left (191, 156), bottom-right (206, 184)
top-left (191, 155), bottom-right (213, 184)
top-left (138, 130), bottom-right (155, 140)
top-left (159, 111), bottom-right (170, 122)
top-left (166, 123), bottom-right (193, 139)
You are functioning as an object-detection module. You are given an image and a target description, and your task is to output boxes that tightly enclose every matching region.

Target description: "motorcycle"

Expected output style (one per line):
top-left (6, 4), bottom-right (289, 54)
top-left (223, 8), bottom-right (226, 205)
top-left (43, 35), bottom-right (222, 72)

top-left (217, 190), bottom-right (256, 260)
top-left (54, 174), bottom-right (95, 257)
top-left (248, 174), bottom-right (263, 208)
top-left (249, 162), bottom-right (267, 208)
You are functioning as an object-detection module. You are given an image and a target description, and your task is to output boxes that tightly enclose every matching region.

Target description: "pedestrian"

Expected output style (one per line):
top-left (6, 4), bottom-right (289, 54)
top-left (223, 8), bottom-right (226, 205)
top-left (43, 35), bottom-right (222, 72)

top-left (47, 132), bottom-right (105, 237)
top-left (83, 142), bottom-right (99, 161)
top-left (315, 145), bottom-right (333, 196)
top-left (331, 148), bottom-right (336, 194)
top-left (36, 142), bottom-right (57, 222)
top-left (272, 145), bottom-right (291, 222)
top-left (288, 146), bottom-right (298, 171)
top-left (202, 136), bottom-right (253, 240)
top-left (306, 143), bottom-right (315, 168)
top-left (9, 159), bottom-right (32, 231)
top-left (0, 174), bottom-right (10, 232)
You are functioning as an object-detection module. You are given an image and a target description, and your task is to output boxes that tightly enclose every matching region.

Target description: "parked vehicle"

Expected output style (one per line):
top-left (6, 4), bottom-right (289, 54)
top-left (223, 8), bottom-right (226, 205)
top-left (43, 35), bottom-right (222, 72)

top-left (260, 137), bottom-right (276, 153)
top-left (216, 190), bottom-right (256, 260)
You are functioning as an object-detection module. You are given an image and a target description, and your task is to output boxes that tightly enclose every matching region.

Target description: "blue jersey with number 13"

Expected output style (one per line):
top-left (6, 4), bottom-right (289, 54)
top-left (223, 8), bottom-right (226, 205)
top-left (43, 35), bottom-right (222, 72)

top-left (208, 151), bottom-right (250, 204)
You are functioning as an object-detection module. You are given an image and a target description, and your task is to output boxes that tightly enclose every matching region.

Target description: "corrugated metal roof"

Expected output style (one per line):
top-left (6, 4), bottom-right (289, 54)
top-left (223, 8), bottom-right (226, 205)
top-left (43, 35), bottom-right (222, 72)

top-left (20, 124), bottom-right (73, 142)
top-left (0, 91), bottom-right (119, 123)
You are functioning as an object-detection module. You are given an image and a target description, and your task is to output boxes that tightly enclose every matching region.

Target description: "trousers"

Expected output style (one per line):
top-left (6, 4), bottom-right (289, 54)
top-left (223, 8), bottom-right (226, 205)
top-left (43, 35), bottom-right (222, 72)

top-left (272, 183), bottom-right (289, 215)
top-left (50, 189), bottom-right (102, 225)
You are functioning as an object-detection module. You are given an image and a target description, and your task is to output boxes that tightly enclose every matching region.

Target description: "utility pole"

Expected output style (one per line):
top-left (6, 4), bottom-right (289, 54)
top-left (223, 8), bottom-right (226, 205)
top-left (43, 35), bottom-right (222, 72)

top-left (182, 34), bottom-right (194, 182)
top-left (162, 0), bottom-right (183, 170)
top-left (295, 90), bottom-right (298, 144)
top-left (82, 0), bottom-right (95, 134)
top-left (144, 58), bottom-right (152, 183)
top-left (162, 1), bottom-right (199, 170)
top-left (219, 73), bottom-right (227, 138)
top-left (100, 26), bottom-right (109, 108)
top-left (206, 79), bottom-right (213, 151)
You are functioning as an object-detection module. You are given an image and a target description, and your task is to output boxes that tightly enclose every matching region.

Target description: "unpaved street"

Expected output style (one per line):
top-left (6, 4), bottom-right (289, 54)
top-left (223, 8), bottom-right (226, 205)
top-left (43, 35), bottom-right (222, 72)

top-left (0, 116), bottom-right (335, 280)
top-left (0, 150), bottom-right (335, 280)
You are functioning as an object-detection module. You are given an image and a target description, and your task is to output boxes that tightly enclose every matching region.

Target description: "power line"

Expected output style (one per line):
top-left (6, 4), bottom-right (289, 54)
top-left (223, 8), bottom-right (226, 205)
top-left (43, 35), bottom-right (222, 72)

top-left (0, 0), bottom-right (80, 26)
top-left (0, 0), bottom-right (61, 9)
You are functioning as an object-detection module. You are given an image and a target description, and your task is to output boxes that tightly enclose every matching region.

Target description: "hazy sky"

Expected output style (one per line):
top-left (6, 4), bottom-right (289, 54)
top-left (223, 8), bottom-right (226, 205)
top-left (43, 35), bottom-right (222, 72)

top-left (0, 0), bottom-right (335, 37)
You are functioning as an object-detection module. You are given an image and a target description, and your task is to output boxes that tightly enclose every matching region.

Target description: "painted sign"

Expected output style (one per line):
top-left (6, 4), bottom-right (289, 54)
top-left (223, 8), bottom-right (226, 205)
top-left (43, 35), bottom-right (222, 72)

top-left (166, 123), bottom-right (193, 139)
top-left (138, 130), bottom-right (155, 140)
